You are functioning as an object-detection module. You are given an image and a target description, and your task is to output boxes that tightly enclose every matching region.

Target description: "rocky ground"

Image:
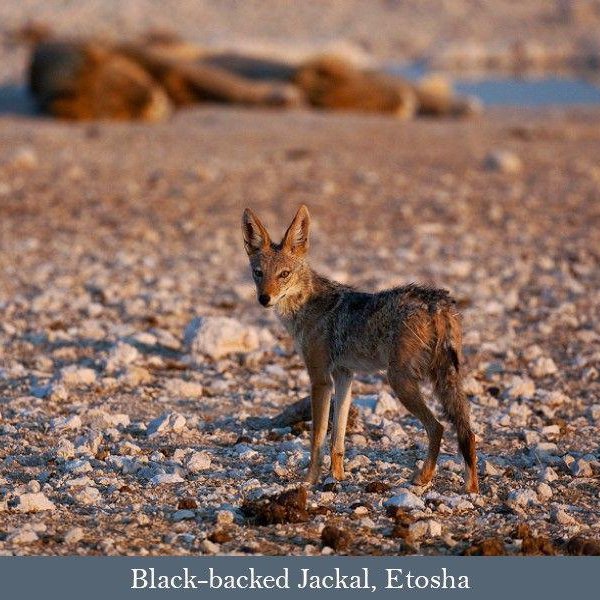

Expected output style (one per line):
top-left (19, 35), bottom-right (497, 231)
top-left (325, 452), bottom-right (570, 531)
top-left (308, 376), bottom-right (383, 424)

top-left (0, 104), bottom-right (599, 555)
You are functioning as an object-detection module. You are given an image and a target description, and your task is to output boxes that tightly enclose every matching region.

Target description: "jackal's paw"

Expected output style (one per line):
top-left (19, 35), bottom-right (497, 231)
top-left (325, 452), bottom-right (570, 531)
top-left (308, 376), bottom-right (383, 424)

top-left (331, 467), bottom-right (345, 481)
top-left (303, 469), bottom-right (320, 486)
top-left (412, 469), bottom-right (435, 488)
top-left (465, 479), bottom-right (480, 494)
top-left (331, 453), bottom-right (345, 481)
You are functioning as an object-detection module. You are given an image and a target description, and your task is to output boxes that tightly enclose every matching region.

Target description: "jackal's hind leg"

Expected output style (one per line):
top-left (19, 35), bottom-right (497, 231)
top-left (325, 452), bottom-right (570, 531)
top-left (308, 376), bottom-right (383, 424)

top-left (388, 366), bottom-right (443, 487)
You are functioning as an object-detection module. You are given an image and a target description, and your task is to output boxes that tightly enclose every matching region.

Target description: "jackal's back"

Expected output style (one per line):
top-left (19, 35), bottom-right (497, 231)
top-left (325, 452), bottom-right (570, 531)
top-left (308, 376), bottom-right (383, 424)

top-left (328, 283), bottom-right (460, 372)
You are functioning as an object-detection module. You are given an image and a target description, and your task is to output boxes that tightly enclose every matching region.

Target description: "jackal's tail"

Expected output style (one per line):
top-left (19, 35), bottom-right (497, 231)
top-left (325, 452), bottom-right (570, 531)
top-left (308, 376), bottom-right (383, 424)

top-left (431, 309), bottom-right (475, 463)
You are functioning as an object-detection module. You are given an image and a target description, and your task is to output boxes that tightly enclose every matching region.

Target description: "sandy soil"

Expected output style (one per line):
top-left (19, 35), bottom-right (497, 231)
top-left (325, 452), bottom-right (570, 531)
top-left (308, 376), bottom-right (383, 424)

top-left (0, 103), bottom-right (599, 555)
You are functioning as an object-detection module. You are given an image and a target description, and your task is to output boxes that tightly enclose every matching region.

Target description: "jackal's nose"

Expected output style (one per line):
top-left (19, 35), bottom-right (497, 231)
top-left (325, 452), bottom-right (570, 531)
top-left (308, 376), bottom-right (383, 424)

top-left (258, 294), bottom-right (271, 307)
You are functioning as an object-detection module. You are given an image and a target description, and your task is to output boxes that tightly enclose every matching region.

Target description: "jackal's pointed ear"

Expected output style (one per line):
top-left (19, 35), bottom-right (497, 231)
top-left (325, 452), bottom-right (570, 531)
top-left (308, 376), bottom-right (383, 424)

top-left (242, 208), bottom-right (271, 255)
top-left (282, 204), bottom-right (310, 256)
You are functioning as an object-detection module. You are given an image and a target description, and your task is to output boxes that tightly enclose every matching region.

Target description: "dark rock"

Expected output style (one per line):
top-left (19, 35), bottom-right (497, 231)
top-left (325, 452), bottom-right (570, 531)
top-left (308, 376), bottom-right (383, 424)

top-left (177, 497), bottom-right (198, 510)
top-left (208, 529), bottom-right (232, 544)
top-left (463, 538), bottom-right (506, 556)
top-left (365, 480), bottom-right (391, 494)
top-left (321, 524), bottom-right (352, 551)
top-left (566, 536), bottom-right (600, 556)
top-left (241, 487), bottom-right (308, 525)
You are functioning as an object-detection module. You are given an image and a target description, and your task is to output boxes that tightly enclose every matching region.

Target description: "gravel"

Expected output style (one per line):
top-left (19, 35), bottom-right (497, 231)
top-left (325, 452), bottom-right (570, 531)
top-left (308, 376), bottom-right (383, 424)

top-left (0, 91), bottom-right (598, 556)
top-left (14, 493), bottom-right (56, 513)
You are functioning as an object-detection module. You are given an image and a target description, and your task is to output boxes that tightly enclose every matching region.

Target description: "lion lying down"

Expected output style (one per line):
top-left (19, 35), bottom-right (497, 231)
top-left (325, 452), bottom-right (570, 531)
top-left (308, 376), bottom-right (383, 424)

top-left (27, 33), bottom-right (481, 121)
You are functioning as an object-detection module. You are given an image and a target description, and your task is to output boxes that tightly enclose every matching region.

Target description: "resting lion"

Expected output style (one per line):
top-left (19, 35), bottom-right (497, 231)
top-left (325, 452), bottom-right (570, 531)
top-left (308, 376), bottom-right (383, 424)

top-left (26, 31), bottom-right (480, 121)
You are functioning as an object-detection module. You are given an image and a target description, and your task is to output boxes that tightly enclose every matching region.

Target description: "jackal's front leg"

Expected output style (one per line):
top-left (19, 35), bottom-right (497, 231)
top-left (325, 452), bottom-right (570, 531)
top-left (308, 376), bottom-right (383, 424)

top-left (330, 368), bottom-right (353, 480)
top-left (305, 377), bottom-right (333, 485)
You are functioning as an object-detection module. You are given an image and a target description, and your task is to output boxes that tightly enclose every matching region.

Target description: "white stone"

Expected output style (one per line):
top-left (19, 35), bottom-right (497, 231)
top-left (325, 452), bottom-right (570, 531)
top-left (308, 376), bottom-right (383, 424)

top-left (264, 364), bottom-right (287, 380)
top-left (149, 472), bottom-right (185, 485)
top-left (408, 520), bottom-right (429, 540)
top-left (107, 456), bottom-right (142, 474)
top-left (64, 459), bottom-right (93, 474)
top-left (185, 316), bottom-right (260, 359)
top-left (146, 412), bottom-right (186, 437)
top-left (235, 444), bottom-right (258, 459)
top-left (105, 342), bottom-right (140, 373)
top-left (119, 441), bottom-right (142, 455)
top-left (463, 376), bottom-right (484, 396)
top-left (524, 430), bottom-right (540, 446)
top-left (507, 376), bottom-right (535, 399)
top-left (185, 451), bottom-right (212, 473)
top-left (439, 457), bottom-right (463, 473)
top-left (65, 476), bottom-right (93, 488)
top-left (541, 424), bottom-right (560, 438)
top-left (50, 414), bottom-right (82, 432)
top-left (50, 384), bottom-right (69, 402)
top-left (63, 527), bottom-right (84, 544)
top-left (428, 520), bottom-right (443, 537)
top-left (60, 365), bottom-right (97, 386)
top-left (541, 467), bottom-right (559, 482)
top-left (536, 482), bottom-right (553, 501)
top-left (55, 438), bottom-right (76, 459)
top-left (27, 480), bottom-right (41, 493)
top-left (120, 366), bottom-right (153, 386)
top-left (530, 357), bottom-right (558, 378)
top-left (374, 390), bottom-right (399, 415)
top-left (483, 460), bottom-right (502, 476)
top-left (164, 378), bottom-right (203, 398)
top-left (522, 344), bottom-right (544, 361)
top-left (86, 409), bottom-right (130, 429)
top-left (346, 454), bottom-right (371, 470)
top-left (541, 391), bottom-right (569, 407)
top-left (73, 486), bottom-right (102, 505)
top-left (384, 490), bottom-right (425, 511)
top-left (535, 442), bottom-right (560, 456)
top-left (507, 488), bottom-right (538, 507)
top-left (75, 430), bottom-right (103, 454)
top-left (7, 527), bottom-right (38, 544)
top-left (15, 492), bottom-right (56, 512)
top-left (382, 420), bottom-right (406, 440)
top-left (554, 508), bottom-right (578, 526)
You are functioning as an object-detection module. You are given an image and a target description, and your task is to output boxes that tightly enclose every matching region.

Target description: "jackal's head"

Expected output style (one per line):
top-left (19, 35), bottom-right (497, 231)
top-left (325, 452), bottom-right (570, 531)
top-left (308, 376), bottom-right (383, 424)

top-left (241, 205), bottom-right (310, 308)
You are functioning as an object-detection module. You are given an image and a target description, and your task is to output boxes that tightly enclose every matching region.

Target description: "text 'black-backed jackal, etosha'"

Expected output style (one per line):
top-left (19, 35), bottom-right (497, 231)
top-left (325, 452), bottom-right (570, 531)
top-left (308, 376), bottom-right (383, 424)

top-left (242, 206), bottom-right (479, 493)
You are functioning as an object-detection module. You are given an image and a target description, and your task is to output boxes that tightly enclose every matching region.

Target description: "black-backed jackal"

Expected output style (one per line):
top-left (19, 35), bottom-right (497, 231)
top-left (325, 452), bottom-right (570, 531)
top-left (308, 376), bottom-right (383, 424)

top-left (242, 206), bottom-right (479, 493)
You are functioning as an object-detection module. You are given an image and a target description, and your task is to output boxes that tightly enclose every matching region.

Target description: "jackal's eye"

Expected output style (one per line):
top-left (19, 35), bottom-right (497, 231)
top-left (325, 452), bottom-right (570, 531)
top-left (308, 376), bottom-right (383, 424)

top-left (253, 268), bottom-right (263, 279)
top-left (279, 270), bottom-right (290, 279)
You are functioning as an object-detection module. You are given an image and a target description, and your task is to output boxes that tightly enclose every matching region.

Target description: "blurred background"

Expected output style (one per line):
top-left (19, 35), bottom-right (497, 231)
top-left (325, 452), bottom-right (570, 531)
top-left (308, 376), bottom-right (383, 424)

top-left (0, 1), bottom-right (599, 557)
top-left (2, 0), bottom-right (600, 113)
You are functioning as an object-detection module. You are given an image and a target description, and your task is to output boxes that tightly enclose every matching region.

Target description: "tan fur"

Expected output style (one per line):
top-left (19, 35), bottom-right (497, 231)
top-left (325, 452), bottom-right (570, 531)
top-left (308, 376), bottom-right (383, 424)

top-left (28, 39), bottom-right (301, 121)
top-left (294, 55), bottom-right (417, 117)
top-left (294, 55), bottom-right (480, 117)
top-left (29, 41), bottom-right (172, 121)
top-left (242, 205), bottom-right (479, 494)
top-left (27, 32), bottom-right (479, 121)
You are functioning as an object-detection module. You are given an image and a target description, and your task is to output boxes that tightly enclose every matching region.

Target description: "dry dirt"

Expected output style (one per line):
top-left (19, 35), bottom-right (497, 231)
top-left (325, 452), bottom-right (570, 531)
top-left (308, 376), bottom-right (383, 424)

top-left (0, 103), bottom-right (599, 555)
